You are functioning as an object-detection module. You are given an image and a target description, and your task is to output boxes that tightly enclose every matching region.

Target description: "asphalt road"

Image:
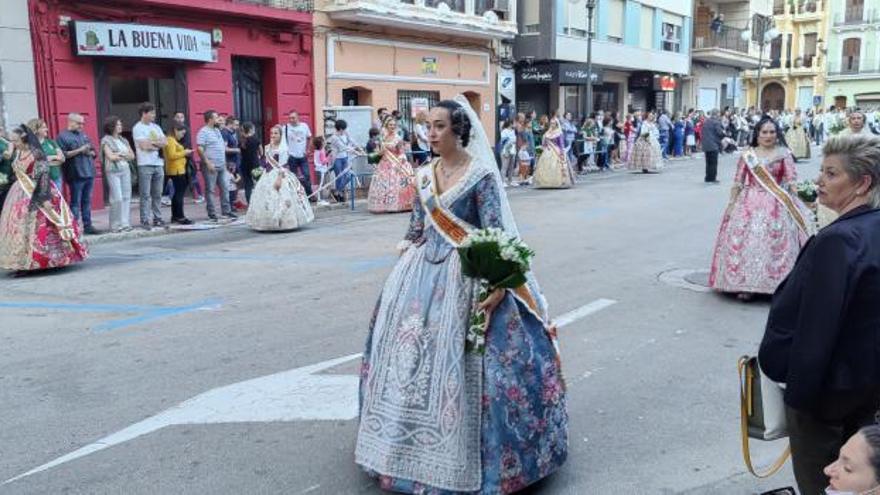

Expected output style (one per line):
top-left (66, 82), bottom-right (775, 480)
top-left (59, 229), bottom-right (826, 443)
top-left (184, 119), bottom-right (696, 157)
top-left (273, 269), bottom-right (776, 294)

top-left (0, 150), bottom-right (825, 494)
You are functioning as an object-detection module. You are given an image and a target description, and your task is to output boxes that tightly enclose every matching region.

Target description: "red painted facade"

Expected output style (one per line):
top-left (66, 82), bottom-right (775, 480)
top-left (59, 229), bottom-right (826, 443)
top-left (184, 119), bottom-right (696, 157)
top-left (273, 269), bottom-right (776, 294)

top-left (28, 0), bottom-right (314, 210)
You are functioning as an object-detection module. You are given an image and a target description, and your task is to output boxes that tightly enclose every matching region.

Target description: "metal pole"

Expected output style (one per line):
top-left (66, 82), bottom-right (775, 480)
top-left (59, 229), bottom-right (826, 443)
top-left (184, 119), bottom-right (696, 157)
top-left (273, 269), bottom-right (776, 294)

top-left (756, 40), bottom-right (763, 112)
top-left (586, 5), bottom-right (594, 117)
top-left (754, 15), bottom-right (768, 112)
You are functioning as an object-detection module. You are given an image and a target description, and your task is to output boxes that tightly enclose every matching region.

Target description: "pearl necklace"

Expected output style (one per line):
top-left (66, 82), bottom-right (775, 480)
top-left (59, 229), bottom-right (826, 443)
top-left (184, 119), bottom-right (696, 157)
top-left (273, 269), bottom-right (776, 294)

top-left (438, 155), bottom-right (469, 182)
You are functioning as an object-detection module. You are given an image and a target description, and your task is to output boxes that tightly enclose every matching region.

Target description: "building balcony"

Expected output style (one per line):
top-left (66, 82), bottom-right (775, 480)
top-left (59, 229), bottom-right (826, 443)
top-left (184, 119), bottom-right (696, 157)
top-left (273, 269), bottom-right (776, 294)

top-left (692, 28), bottom-right (761, 69)
top-left (319, 0), bottom-right (517, 40)
top-left (773, 0), bottom-right (823, 19)
top-left (827, 61), bottom-right (880, 80)
top-left (742, 55), bottom-right (822, 78)
top-left (833, 8), bottom-right (879, 27)
top-left (792, 0), bottom-right (822, 21)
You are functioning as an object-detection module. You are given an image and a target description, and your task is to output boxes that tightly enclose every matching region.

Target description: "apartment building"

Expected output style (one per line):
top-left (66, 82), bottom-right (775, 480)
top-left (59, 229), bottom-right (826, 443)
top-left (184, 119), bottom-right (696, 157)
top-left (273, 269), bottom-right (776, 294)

top-left (0, 0), bottom-right (38, 131)
top-left (825, 0), bottom-right (880, 109)
top-left (27, 0), bottom-right (314, 210)
top-left (685, 0), bottom-right (770, 112)
top-left (514, 0), bottom-right (693, 119)
top-left (741, 0), bottom-right (828, 111)
top-left (312, 0), bottom-right (517, 142)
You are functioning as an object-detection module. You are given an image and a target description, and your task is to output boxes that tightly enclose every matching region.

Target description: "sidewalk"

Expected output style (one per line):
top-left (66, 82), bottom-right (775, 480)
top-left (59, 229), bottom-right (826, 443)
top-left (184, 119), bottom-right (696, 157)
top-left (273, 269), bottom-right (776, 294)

top-left (85, 193), bottom-right (360, 245)
top-left (83, 154), bottom-right (709, 245)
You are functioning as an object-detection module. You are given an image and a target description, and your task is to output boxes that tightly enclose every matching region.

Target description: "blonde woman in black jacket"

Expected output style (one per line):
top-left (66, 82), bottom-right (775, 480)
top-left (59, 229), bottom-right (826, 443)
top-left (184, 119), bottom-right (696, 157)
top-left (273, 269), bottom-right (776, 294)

top-left (759, 134), bottom-right (880, 495)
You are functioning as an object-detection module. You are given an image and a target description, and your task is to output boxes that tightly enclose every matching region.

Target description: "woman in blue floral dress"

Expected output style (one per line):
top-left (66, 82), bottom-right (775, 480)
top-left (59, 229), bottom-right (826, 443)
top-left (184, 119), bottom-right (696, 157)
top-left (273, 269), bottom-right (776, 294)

top-left (355, 97), bottom-right (568, 494)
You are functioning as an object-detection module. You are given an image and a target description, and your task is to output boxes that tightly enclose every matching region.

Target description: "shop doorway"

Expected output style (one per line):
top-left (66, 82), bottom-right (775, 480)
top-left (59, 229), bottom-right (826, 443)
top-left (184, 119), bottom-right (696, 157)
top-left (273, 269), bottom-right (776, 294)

top-left (563, 86), bottom-right (581, 119)
top-left (593, 83), bottom-right (619, 116)
top-left (95, 61), bottom-right (186, 205)
top-left (100, 63), bottom-right (181, 134)
top-left (761, 82), bottom-right (785, 111)
top-left (233, 57), bottom-right (265, 143)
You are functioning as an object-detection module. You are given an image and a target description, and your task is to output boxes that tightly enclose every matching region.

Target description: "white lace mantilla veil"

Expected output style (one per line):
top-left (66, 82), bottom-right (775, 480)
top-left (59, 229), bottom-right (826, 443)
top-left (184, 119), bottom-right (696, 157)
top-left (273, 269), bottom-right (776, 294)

top-left (452, 95), bottom-right (550, 319)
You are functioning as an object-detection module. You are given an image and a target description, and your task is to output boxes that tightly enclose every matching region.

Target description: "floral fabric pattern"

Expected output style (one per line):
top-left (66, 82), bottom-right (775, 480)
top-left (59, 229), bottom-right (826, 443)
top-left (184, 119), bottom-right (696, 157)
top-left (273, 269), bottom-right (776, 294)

top-left (628, 122), bottom-right (663, 172)
top-left (0, 153), bottom-right (88, 271)
top-left (709, 149), bottom-right (810, 294)
top-left (357, 172), bottom-right (568, 494)
top-left (368, 135), bottom-right (416, 213)
top-left (246, 167), bottom-right (314, 231)
top-left (533, 131), bottom-right (573, 189)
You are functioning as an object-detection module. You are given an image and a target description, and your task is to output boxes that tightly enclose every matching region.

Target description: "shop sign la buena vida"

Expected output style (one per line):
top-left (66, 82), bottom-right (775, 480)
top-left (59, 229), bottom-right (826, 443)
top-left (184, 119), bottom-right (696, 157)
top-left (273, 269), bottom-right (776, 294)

top-left (72, 21), bottom-right (213, 63)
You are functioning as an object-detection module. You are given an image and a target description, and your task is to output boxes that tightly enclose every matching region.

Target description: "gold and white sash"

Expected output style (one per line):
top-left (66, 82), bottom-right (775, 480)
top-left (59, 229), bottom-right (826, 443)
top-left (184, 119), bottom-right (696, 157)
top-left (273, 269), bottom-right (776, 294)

top-left (742, 150), bottom-right (813, 236)
top-left (415, 165), bottom-right (561, 358)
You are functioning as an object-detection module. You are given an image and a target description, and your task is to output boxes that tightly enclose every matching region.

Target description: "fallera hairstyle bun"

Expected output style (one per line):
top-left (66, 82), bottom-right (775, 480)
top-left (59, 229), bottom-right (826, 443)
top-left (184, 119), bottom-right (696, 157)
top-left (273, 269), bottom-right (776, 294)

top-left (434, 100), bottom-right (472, 147)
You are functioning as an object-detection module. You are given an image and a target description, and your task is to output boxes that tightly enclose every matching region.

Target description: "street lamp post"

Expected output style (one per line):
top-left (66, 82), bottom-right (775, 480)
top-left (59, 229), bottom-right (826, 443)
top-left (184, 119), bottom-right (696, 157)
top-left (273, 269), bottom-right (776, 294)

top-left (745, 14), bottom-right (780, 111)
top-left (586, 0), bottom-right (596, 117)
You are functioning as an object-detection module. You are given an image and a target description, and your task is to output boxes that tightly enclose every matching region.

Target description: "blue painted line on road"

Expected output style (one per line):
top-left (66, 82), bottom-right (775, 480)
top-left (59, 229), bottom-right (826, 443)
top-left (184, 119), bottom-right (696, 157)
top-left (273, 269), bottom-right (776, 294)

top-left (349, 255), bottom-right (396, 273)
top-left (0, 298), bottom-right (222, 333)
top-left (0, 302), bottom-right (160, 312)
top-left (98, 251), bottom-right (394, 272)
top-left (94, 299), bottom-right (222, 332)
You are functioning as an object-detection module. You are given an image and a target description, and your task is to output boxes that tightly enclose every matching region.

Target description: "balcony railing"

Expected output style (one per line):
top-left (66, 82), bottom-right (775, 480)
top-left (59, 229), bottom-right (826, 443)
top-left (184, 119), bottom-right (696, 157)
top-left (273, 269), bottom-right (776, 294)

top-left (774, 0), bottom-right (824, 17)
top-left (693, 26), bottom-right (750, 54)
top-left (827, 61), bottom-right (880, 76)
top-left (797, 0), bottom-right (819, 14)
top-left (792, 54), bottom-right (817, 69)
top-left (232, 0), bottom-right (312, 11)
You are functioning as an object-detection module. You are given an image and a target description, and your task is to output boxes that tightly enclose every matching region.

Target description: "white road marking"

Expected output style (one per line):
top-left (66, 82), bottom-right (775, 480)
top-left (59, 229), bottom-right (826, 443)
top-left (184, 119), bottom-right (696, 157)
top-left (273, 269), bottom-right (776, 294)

top-left (4, 353), bottom-right (363, 485)
top-left (554, 298), bottom-right (617, 328)
top-left (6, 299), bottom-right (618, 484)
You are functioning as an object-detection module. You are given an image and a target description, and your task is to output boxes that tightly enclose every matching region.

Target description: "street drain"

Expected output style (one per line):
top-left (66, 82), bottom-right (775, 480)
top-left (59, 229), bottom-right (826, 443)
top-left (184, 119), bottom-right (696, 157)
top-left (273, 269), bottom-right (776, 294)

top-left (658, 268), bottom-right (712, 293)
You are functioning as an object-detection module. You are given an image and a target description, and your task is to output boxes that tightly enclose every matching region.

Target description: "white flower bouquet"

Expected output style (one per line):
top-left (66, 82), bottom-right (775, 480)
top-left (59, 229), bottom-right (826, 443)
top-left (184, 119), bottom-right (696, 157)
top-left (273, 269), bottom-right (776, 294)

top-left (796, 180), bottom-right (818, 203)
top-left (251, 168), bottom-right (263, 180)
top-left (0, 172), bottom-right (7, 187)
top-left (829, 121), bottom-right (846, 136)
top-left (458, 227), bottom-right (535, 354)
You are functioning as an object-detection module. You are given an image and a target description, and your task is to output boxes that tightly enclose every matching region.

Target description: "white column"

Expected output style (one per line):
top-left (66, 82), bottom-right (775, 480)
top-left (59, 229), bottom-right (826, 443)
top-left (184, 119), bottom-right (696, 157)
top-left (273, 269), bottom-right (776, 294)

top-left (466, 0), bottom-right (475, 15)
top-left (875, 32), bottom-right (880, 72)
top-left (859, 34), bottom-right (867, 72)
top-left (0, 0), bottom-right (38, 131)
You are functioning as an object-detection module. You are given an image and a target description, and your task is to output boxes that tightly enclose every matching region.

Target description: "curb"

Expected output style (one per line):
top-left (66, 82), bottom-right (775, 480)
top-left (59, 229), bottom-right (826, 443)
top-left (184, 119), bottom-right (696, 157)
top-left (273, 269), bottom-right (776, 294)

top-left (85, 199), bottom-right (366, 245)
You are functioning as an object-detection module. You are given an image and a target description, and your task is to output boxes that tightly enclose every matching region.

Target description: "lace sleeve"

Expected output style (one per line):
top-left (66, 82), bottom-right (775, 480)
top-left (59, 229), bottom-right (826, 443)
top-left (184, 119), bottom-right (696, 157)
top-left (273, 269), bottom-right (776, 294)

top-left (403, 191), bottom-right (425, 243)
top-left (781, 151), bottom-right (797, 187)
top-left (29, 158), bottom-right (52, 211)
top-left (733, 158), bottom-right (747, 185)
top-left (474, 174), bottom-right (504, 229)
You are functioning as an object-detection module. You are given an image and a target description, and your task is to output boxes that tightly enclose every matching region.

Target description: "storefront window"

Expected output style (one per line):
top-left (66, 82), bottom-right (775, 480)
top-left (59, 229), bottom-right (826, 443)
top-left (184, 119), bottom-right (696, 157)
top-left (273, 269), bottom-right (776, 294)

top-left (564, 86), bottom-right (581, 118)
top-left (397, 90), bottom-right (440, 132)
top-left (662, 23), bottom-right (681, 53)
top-left (592, 83), bottom-right (619, 114)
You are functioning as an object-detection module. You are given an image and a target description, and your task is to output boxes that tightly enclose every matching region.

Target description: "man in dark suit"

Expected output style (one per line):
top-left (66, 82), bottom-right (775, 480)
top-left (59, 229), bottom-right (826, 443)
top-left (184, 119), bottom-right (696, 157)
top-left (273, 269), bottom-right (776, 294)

top-left (701, 109), bottom-right (725, 183)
